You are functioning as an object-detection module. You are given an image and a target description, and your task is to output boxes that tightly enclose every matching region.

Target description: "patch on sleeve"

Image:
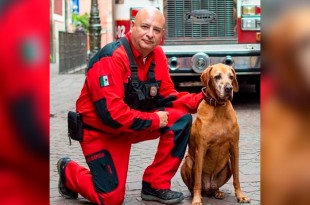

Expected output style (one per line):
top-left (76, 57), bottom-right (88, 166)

top-left (99, 75), bottom-right (113, 87)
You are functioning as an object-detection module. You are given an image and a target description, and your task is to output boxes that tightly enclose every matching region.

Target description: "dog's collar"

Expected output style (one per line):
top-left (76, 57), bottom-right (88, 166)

top-left (201, 87), bottom-right (226, 107)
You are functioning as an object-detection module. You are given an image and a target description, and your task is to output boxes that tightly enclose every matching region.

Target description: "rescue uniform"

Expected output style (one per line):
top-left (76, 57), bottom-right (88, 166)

top-left (64, 33), bottom-right (203, 204)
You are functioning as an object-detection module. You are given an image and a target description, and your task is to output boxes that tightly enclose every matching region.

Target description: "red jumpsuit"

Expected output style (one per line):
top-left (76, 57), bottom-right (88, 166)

top-left (64, 33), bottom-right (203, 204)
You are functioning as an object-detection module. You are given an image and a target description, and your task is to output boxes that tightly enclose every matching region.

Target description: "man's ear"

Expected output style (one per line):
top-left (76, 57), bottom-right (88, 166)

top-left (231, 67), bottom-right (239, 92)
top-left (200, 65), bottom-right (213, 87)
top-left (130, 20), bottom-right (135, 31)
top-left (161, 28), bottom-right (166, 41)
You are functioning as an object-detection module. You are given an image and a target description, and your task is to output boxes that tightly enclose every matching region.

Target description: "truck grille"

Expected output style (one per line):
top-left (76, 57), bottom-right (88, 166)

top-left (166, 0), bottom-right (235, 40)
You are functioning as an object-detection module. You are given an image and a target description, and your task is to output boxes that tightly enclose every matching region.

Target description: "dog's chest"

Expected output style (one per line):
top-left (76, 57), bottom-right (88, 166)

top-left (194, 106), bottom-right (238, 145)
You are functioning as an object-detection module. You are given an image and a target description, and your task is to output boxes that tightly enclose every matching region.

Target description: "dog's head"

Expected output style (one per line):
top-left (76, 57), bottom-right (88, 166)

top-left (200, 63), bottom-right (239, 101)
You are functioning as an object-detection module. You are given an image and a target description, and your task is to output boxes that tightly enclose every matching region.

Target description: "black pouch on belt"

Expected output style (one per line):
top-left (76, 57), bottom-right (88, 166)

top-left (67, 111), bottom-right (83, 145)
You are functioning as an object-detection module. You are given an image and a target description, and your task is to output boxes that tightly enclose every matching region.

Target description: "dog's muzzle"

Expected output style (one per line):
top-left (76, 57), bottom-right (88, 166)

top-left (224, 84), bottom-right (233, 100)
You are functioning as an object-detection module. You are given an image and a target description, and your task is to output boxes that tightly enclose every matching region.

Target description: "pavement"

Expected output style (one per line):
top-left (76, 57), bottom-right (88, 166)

top-left (50, 63), bottom-right (260, 205)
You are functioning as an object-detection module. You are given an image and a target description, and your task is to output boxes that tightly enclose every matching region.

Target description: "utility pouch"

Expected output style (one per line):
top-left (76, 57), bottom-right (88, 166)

top-left (125, 79), bottom-right (144, 110)
top-left (124, 89), bottom-right (141, 110)
top-left (125, 79), bottom-right (160, 111)
top-left (67, 111), bottom-right (83, 145)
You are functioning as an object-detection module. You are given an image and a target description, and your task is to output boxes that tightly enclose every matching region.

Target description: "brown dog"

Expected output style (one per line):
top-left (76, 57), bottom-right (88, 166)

top-left (180, 63), bottom-right (250, 204)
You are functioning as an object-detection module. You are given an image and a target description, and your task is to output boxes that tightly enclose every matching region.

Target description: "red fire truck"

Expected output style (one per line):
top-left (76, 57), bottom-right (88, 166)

top-left (113, 0), bottom-right (261, 91)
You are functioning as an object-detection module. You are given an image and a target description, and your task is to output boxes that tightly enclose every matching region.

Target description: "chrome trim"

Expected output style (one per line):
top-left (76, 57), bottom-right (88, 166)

top-left (169, 71), bottom-right (260, 77)
top-left (168, 57), bottom-right (179, 71)
top-left (191, 52), bottom-right (210, 73)
top-left (162, 44), bottom-right (261, 55)
top-left (223, 55), bottom-right (235, 66)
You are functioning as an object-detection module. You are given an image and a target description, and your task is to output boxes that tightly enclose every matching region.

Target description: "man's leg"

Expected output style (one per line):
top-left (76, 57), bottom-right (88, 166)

top-left (59, 129), bottom-right (132, 205)
top-left (141, 108), bottom-right (192, 203)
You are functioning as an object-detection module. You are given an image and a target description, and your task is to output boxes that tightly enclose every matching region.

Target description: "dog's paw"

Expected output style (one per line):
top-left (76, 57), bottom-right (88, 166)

top-left (214, 190), bottom-right (225, 199)
top-left (191, 202), bottom-right (202, 205)
top-left (191, 195), bottom-right (202, 205)
top-left (236, 195), bottom-right (251, 203)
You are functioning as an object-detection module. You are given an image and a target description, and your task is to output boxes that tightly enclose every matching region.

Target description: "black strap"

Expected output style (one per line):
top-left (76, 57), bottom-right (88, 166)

top-left (119, 37), bottom-right (156, 82)
top-left (119, 37), bottom-right (138, 72)
top-left (148, 62), bottom-right (156, 81)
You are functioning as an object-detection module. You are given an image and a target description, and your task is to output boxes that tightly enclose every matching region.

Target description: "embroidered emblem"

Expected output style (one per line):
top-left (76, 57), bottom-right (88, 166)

top-left (150, 86), bottom-right (158, 97)
top-left (99, 75), bottom-right (110, 87)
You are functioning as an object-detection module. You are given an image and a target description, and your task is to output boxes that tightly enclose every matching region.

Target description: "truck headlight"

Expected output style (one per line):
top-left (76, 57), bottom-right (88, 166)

top-left (191, 52), bottom-right (210, 73)
top-left (242, 18), bottom-right (260, 30)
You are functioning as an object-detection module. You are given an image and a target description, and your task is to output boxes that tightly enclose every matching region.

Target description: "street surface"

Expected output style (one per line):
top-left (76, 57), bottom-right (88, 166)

top-left (50, 63), bottom-right (260, 205)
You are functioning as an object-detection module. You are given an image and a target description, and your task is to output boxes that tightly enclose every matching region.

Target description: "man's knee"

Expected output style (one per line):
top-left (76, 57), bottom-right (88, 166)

top-left (100, 188), bottom-right (125, 205)
top-left (86, 150), bottom-right (119, 192)
top-left (173, 113), bottom-right (192, 132)
top-left (171, 113), bottom-right (192, 158)
top-left (182, 113), bottom-right (193, 127)
top-left (85, 149), bottom-right (128, 204)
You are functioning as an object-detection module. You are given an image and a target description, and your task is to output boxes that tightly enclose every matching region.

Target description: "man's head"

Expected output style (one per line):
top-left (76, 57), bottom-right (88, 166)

top-left (130, 7), bottom-right (165, 57)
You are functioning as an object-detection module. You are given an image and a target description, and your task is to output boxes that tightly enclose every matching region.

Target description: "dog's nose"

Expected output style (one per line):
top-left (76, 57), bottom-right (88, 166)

top-left (225, 84), bottom-right (233, 93)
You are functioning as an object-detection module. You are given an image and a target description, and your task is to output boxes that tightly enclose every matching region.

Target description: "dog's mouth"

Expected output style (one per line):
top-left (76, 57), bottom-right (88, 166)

top-left (219, 92), bottom-right (233, 101)
top-left (217, 90), bottom-right (233, 101)
top-left (223, 93), bottom-right (233, 101)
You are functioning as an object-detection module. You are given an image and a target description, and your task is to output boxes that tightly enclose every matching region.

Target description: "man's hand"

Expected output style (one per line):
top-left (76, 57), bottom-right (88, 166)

top-left (155, 111), bottom-right (169, 128)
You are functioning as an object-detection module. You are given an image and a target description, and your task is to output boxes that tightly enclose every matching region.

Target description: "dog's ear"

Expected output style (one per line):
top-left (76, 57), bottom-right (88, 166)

top-left (200, 65), bottom-right (213, 87)
top-left (231, 67), bottom-right (239, 92)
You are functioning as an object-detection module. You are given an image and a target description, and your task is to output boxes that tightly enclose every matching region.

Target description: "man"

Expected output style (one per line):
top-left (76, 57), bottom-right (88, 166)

top-left (57, 7), bottom-right (202, 204)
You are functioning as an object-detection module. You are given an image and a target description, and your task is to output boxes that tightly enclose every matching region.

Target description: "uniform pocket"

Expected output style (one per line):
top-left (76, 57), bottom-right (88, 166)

top-left (86, 150), bottom-right (118, 193)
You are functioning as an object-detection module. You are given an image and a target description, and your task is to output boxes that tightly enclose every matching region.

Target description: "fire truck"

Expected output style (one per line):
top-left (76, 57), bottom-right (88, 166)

top-left (113, 0), bottom-right (261, 91)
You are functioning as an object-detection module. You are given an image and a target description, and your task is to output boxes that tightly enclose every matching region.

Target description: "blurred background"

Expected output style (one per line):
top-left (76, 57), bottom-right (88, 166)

top-left (0, 0), bottom-right (309, 204)
top-left (0, 0), bottom-right (49, 204)
top-left (261, 1), bottom-right (310, 205)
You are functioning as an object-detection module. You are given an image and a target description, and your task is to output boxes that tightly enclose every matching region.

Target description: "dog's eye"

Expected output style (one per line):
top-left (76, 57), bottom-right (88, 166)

top-left (214, 75), bottom-right (221, 80)
top-left (229, 75), bottom-right (234, 80)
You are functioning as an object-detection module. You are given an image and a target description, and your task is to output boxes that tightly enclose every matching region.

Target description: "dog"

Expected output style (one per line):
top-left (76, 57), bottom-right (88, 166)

top-left (180, 63), bottom-right (251, 204)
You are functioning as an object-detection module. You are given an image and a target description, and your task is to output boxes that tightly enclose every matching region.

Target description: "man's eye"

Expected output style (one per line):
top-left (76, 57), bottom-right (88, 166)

top-left (141, 25), bottom-right (149, 30)
top-left (154, 29), bottom-right (161, 34)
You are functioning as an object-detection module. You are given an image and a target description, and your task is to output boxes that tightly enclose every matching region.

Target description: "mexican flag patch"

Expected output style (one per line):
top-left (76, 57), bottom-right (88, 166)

top-left (99, 75), bottom-right (111, 87)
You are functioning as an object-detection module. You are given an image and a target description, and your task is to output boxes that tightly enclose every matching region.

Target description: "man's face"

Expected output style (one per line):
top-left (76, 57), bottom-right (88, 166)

top-left (130, 10), bottom-right (165, 56)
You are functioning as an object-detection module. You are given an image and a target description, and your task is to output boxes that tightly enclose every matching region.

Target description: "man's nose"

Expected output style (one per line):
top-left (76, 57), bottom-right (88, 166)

top-left (146, 28), bottom-right (154, 38)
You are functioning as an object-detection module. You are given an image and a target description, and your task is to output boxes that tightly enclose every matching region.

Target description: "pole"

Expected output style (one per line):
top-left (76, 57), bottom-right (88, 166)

top-left (89, 0), bottom-right (102, 59)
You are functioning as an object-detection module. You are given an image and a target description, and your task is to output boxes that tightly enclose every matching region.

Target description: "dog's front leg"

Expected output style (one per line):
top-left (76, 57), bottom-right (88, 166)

top-left (192, 145), bottom-right (206, 205)
top-left (230, 143), bottom-right (251, 203)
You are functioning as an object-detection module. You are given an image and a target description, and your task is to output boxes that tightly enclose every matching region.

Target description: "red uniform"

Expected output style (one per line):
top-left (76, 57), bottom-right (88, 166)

top-left (64, 33), bottom-right (202, 204)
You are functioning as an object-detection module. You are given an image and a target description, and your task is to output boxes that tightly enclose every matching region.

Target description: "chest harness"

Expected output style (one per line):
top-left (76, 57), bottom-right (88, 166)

top-left (120, 37), bottom-right (161, 111)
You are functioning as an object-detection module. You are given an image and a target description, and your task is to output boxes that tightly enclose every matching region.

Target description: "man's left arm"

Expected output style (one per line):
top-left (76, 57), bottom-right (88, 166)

top-left (155, 48), bottom-right (203, 113)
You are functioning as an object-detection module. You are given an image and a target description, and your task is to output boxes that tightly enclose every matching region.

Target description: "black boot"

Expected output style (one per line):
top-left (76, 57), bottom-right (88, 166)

top-left (141, 182), bottom-right (184, 204)
top-left (57, 157), bottom-right (78, 199)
